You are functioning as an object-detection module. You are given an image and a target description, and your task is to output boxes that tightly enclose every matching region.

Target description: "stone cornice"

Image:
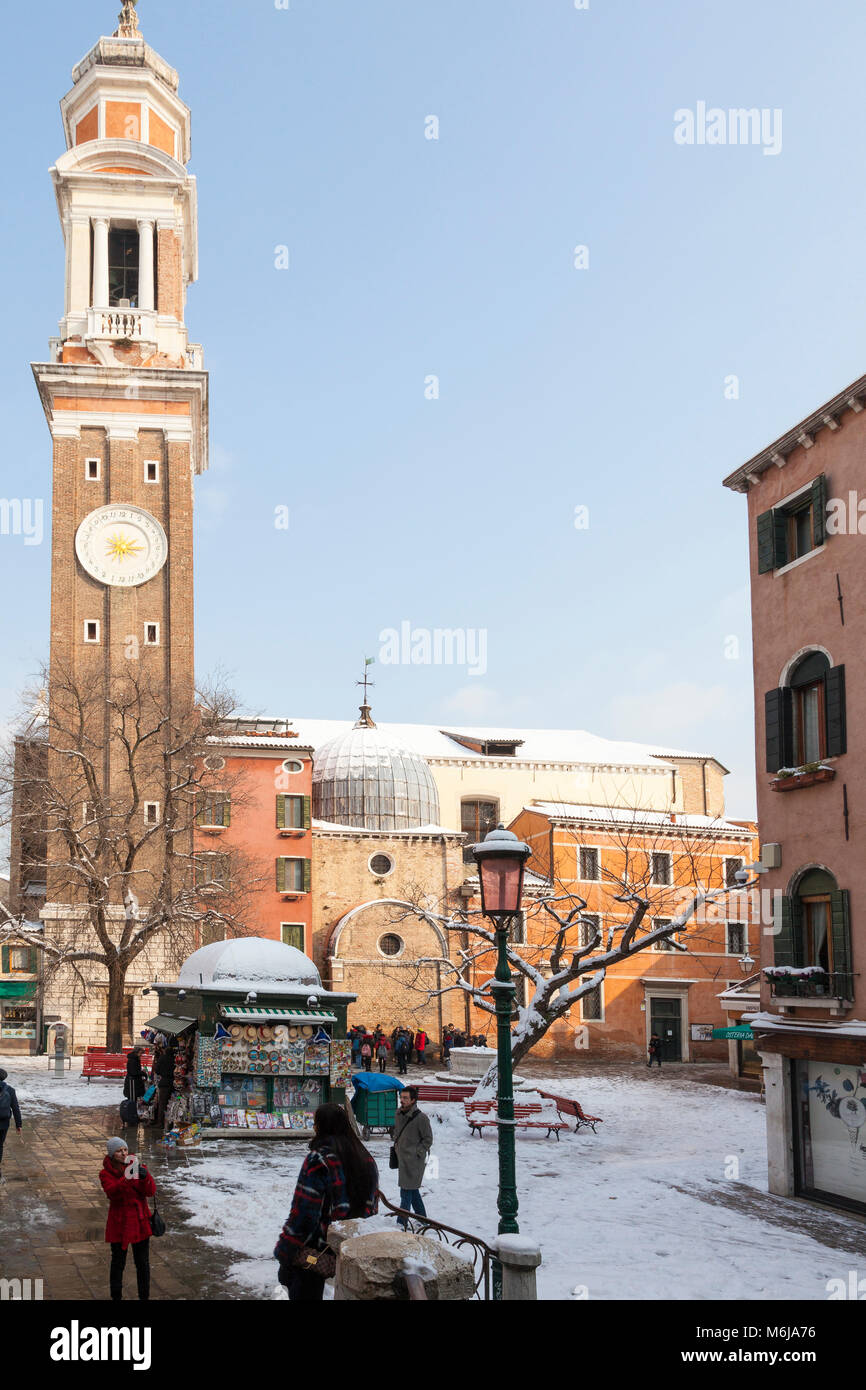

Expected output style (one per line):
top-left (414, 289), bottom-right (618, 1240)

top-left (723, 369), bottom-right (866, 493)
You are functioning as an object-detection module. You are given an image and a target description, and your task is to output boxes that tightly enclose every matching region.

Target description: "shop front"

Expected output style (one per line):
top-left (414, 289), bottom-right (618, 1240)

top-left (0, 981), bottom-right (39, 1056)
top-left (148, 936), bottom-right (356, 1141)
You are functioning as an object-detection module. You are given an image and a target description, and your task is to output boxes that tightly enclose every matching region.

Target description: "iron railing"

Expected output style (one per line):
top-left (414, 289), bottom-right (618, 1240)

top-left (376, 1190), bottom-right (498, 1300)
top-left (768, 969), bottom-right (854, 1001)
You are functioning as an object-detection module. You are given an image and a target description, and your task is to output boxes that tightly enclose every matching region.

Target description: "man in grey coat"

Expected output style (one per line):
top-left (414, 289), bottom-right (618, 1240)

top-left (392, 1086), bottom-right (433, 1228)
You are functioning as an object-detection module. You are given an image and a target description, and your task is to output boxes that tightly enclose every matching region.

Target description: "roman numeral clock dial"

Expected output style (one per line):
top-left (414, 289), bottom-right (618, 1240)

top-left (75, 504), bottom-right (168, 588)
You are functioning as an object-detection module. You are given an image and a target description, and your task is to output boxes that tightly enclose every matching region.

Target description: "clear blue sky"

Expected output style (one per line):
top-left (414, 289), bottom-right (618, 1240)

top-left (4, 0), bottom-right (866, 820)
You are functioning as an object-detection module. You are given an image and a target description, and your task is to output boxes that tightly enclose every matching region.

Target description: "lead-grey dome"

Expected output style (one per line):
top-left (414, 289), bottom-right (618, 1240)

top-left (313, 705), bottom-right (440, 831)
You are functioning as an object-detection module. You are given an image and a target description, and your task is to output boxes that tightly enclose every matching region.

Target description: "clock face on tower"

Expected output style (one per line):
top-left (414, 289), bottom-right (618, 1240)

top-left (75, 504), bottom-right (169, 588)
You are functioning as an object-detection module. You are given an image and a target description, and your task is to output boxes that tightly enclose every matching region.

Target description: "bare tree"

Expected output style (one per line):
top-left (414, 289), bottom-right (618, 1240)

top-left (0, 663), bottom-right (263, 1049)
top-left (386, 810), bottom-right (756, 1088)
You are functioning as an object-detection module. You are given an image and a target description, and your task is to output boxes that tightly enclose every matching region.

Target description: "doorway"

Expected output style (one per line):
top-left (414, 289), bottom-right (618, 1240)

top-left (650, 997), bottom-right (683, 1062)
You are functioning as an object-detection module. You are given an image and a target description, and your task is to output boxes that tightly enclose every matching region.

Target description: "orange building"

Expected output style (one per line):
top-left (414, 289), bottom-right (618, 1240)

top-left (462, 803), bottom-right (760, 1064)
top-left (194, 729), bottom-right (314, 956)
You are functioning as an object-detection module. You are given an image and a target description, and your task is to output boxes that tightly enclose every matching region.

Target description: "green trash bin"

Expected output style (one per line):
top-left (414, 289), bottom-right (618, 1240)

top-left (351, 1078), bottom-right (401, 1138)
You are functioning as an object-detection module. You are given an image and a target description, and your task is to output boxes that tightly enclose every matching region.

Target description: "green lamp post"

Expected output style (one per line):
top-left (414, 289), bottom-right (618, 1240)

top-left (471, 824), bottom-right (532, 1242)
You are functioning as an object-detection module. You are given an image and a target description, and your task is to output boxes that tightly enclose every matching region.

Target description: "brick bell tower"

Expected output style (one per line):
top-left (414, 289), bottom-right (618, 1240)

top-left (30, 4), bottom-right (208, 1040)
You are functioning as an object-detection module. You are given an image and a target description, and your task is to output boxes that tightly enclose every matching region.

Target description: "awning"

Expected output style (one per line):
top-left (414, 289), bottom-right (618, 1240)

top-left (144, 1014), bottom-right (197, 1035)
top-left (712, 1026), bottom-right (755, 1040)
top-left (220, 1006), bottom-right (337, 1024)
top-left (0, 983), bottom-right (37, 999)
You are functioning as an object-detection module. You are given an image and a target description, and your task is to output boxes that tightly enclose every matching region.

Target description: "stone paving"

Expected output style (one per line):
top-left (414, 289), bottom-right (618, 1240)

top-left (0, 1100), bottom-right (240, 1302)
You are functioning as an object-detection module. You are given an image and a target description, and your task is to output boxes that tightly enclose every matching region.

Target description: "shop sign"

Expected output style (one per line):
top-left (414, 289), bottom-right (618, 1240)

top-left (712, 1026), bottom-right (754, 1040)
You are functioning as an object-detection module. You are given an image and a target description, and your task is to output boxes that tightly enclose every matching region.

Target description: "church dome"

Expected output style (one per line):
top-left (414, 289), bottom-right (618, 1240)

top-left (313, 703), bottom-right (440, 832)
top-left (177, 936), bottom-right (321, 993)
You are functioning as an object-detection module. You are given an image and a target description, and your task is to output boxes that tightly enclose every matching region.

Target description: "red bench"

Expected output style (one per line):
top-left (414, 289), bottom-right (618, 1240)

top-left (413, 1083), bottom-right (477, 1103)
top-left (538, 1090), bottom-right (603, 1133)
top-left (82, 1046), bottom-right (153, 1081)
top-left (463, 1098), bottom-right (568, 1140)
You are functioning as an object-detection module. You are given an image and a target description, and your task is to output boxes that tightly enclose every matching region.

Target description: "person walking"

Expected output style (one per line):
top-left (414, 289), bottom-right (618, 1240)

top-left (124, 1046), bottom-right (146, 1109)
top-left (275, 1103), bottom-right (378, 1302)
top-left (350, 1030), bottom-right (362, 1068)
top-left (376, 1037), bottom-right (390, 1073)
top-left (414, 1029), bottom-right (427, 1067)
top-left (394, 1032), bottom-right (409, 1076)
top-left (647, 1032), bottom-right (663, 1068)
top-left (392, 1086), bottom-right (433, 1229)
top-left (360, 1039), bottom-right (372, 1072)
top-left (99, 1137), bottom-right (156, 1301)
top-left (154, 1043), bottom-right (174, 1128)
top-left (0, 1069), bottom-right (22, 1179)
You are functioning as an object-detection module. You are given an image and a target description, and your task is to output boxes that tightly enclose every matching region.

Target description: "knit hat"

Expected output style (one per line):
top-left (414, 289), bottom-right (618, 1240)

top-left (106, 1137), bottom-right (128, 1157)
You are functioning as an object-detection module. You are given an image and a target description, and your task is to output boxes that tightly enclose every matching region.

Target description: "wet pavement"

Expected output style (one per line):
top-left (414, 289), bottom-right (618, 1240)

top-left (0, 1101), bottom-right (242, 1302)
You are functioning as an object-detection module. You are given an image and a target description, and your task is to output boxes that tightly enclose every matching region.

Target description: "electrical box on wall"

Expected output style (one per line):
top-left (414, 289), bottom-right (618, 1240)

top-left (760, 843), bottom-right (782, 869)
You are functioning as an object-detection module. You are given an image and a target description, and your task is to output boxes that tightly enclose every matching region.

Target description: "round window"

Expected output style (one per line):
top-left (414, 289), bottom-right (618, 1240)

top-left (204, 755), bottom-right (225, 772)
top-left (379, 933), bottom-right (404, 958)
top-left (369, 853), bottom-right (395, 878)
top-left (281, 759), bottom-right (304, 775)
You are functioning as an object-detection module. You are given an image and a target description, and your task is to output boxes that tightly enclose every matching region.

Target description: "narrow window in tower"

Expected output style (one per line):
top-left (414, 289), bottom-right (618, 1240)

top-left (144, 460), bottom-right (159, 483)
top-left (85, 457), bottom-right (101, 481)
top-left (144, 802), bottom-right (160, 827)
top-left (108, 227), bottom-right (140, 307)
top-left (144, 622), bottom-right (160, 647)
top-left (84, 620), bottom-right (100, 644)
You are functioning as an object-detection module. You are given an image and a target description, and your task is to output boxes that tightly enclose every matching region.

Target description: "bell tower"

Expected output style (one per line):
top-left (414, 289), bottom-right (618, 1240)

top-left (31, 5), bottom-right (208, 957)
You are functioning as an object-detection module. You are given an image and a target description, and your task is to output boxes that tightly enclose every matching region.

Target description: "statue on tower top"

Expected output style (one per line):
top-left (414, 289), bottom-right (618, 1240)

top-left (114, 2), bottom-right (141, 38)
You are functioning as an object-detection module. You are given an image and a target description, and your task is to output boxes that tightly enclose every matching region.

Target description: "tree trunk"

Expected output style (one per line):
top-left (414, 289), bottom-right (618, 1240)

top-left (105, 956), bottom-right (128, 1052)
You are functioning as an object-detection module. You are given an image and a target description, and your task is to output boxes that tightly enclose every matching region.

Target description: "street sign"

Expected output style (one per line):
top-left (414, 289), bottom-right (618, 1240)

top-left (712, 1026), bottom-right (754, 1040)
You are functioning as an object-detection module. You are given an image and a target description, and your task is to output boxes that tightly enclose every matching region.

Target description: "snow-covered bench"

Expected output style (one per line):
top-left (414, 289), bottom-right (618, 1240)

top-left (463, 1098), bottom-right (568, 1140)
top-left (538, 1090), bottom-right (603, 1134)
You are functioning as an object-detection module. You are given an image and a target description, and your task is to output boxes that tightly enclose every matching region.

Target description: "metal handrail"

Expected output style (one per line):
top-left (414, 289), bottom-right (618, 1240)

top-left (376, 1191), bottom-right (498, 1300)
top-left (768, 969), bottom-right (854, 1001)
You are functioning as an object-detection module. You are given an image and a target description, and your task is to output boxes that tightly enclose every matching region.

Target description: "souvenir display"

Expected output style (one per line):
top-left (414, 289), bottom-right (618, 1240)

top-left (195, 1035), bottom-right (222, 1088)
top-left (304, 1042), bottom-right (330, 1076)
top-left (329, 1039), bottom-right (353, 1088)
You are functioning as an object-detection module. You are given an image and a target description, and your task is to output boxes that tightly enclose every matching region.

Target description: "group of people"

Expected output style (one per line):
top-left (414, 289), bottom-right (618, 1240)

top-left (123, 1038), bottom-right (176, 1128)
top-left (441, 1025), bottom-right (487, 1065)
top-left (100, 1086), bottom-right (434, 1304)
top-left (349, 1025), bottom-right (429, 1074)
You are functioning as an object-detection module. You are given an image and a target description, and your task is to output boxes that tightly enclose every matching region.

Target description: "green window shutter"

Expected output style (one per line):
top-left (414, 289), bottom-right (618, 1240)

top-left (1, 946), bottom-right (9, 973)
top-left (811, 474), bottom-right (827, 548)
top-left (276, 858), bottom-right (286, 892)
top-left (28, 947), bottom-right (38, 974)
top-left (830, 889), bottom-right (852, 985)
top-left (223, 796), bottom-right (231, 828)
top-left (195, 798), bottom-right (204, 827)
top-left (757, 509), bottom-right (776, 573)
top-left (276, 795), bottom-right (286, 830)
top-left (773, 894), bottom-right (803, 968)
top-left (825, 665), bottom-right (847, 757)
top-left (773, 510), bottom-right (789, 568)
top-left (765, 687), bottom-right (793, 772)
top-left (303, 859), bottom-right (311, 894)
top-left (303, 795), bottom-right (311, 830)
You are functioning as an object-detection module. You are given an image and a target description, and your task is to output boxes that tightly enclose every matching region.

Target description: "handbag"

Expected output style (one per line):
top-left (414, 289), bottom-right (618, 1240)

top-left (150, 1198), bottom-right (166, 1238)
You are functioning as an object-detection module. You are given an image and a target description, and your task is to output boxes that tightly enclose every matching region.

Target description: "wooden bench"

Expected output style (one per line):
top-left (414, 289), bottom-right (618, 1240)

top-left (82, 1047), bottom-right (153, 1081)
top-left (463, 1097), bottom-right (568, 1140)
top-left (414, 1083), bottom-right (477, 1103)
top-left (538, 1090), bottom-right (603, 1133)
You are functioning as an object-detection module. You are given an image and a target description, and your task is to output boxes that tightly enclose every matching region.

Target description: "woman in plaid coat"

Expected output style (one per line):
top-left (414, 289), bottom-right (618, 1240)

top-left (275, 1104), bottom-right (379, 1301)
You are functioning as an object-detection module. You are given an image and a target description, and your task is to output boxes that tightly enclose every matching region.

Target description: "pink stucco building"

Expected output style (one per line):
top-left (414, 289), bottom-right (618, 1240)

top-left (724, 372), bottom-right (866, 1214)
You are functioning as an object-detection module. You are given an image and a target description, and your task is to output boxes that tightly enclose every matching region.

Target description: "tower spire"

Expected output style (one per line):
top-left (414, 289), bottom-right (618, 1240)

top-left (356, 658), bottom-right (377, 728)
top-left (114, 2), bottom-right (142, 38)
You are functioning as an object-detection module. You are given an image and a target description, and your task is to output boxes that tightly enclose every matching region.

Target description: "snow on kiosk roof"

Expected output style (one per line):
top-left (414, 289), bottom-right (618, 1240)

top-left (176, 936), bottom-right (323, 994)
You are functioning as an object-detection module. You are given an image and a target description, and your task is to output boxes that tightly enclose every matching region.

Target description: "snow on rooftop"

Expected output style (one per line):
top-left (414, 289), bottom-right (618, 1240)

top-left (176, 936), bottom-right (322, 993)
top-left (264, 718), bottom-right (712, 771)
top-left (526, 803), bottom-right (755, 834)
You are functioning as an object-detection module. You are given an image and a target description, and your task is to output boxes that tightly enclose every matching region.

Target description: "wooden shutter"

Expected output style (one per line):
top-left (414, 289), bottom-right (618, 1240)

top-left (773, 894), bottom-right (803, 968)
top-left (773, 511), bottom-right (788, 568)
top-left (28, 947), bottom-right (38, 974)
top-left (223, 796), bottom-right (231, 828)
top-left (830, 889), bottom-right (852, 986)
top-left (303, 859), bottom-right (311, 893)
top-left (757, 509), bottom-right (776, 573)
top-left (1, 946), bottom-right (9, 973)
top-left (303, 795), bottom-right (311, 830)
top-left (765, 687), bottom-right (793, 772)
top-left (276, 795), bottom-right (286, 830)
top-left (825, 665), bottom-right (847, 757)
top-left (811, 474), bottom-right (827, 548)
top-left (276, 858), bottom-right (286, 892)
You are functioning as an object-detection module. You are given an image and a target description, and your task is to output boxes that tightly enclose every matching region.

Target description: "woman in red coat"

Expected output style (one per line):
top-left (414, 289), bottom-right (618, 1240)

top-left (99, 1137), bottom-right (156, 1301)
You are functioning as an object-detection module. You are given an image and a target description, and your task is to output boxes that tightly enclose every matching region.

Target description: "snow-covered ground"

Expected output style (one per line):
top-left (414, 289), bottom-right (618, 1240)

top-left (7, 1057), bottom-right (862, 1300)
top-left (0, 1054), bottom-right (126, 1110)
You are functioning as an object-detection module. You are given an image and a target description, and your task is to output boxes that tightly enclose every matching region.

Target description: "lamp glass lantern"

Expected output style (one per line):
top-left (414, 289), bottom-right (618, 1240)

top-left (472, 825), bottom-right (532, 920)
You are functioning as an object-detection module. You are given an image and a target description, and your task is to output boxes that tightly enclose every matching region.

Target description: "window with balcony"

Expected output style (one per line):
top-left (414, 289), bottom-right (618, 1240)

top-left (771, 868), bottom-right (852, 999)
top-left (765, 653), bottom-right (846, 772)
top-left (108, 228), bottom-right (140, 307)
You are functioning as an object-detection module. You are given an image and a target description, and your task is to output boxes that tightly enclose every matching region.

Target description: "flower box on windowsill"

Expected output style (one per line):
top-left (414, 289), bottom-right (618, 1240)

top-left (771, 765), bottom-right (836, 793)
top-left (198, 824), bottom-right (227, 835)
top-left (277, 829), bottom-right (306, 839)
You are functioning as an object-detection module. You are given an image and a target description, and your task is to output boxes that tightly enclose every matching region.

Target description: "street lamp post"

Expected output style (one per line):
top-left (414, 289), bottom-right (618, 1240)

top-left (471, 825), bottom-right (532, 1243)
